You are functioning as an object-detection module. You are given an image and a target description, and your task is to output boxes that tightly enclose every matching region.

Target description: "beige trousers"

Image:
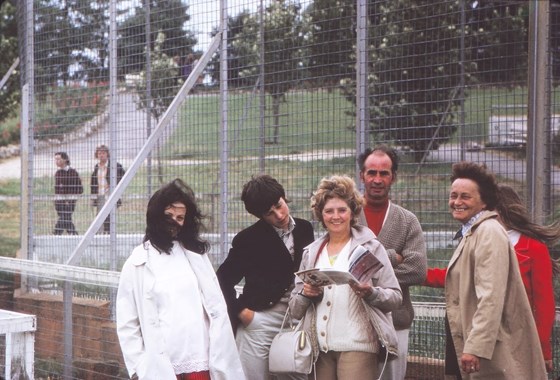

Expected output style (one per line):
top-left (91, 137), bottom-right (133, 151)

top-left (313, 350), bottom-right (378, 380)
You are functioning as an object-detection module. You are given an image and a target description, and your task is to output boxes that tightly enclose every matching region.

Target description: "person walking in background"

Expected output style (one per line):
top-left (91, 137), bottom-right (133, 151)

top-left (116, 179), bottom-right (244, 380)
top-left (90, 144), bottom-right (125, 233)
top-left (426, 183), bottom-right (558, 373)
top-left (217, 174), bottom-right (314, 380)
top-left (53, 151), bottom-right (83, 235)
top-left (289, 175), bottom-right (402, 379)
top-left (357, 145), bottom-right (427, 380)
top-left (433, 162), bottom-right (546, 379)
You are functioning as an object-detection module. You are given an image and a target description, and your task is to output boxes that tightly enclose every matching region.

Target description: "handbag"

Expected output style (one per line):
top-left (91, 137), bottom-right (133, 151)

top-left (269, 306), bottom-right (313, 374)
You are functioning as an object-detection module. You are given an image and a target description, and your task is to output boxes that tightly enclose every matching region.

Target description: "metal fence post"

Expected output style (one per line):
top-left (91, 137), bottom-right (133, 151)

top-left (356, 0), bottom-right (369, 186)
top-left (527, 0), bottom-right (551, 223)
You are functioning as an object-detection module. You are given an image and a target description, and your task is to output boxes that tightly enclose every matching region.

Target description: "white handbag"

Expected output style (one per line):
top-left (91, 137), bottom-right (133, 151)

top-left (268, 307), bottom-right (313, 374)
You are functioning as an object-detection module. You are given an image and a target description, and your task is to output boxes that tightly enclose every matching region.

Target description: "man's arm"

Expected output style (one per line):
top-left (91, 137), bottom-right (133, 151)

top-left (387, 212), bottom-right (427, 286)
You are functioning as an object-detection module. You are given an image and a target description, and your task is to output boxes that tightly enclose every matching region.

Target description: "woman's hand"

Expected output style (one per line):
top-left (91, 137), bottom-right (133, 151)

top-left (349, 280), bottom-right (373, 298)
top-left (301, 283), bottom-right (323, 298)
top-left (238, 308), bottom-right (254, 327)
top-left (460, 353), bottom-right (480, 374)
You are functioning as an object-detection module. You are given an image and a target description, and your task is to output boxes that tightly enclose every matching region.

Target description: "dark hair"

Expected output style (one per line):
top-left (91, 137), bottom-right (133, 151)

top-left (496, 184), bottom-right (560, 276)
top-left (55, 151), bottom-right (70, 165)
top-left (95, 144), bottom-right (110, 159)
top-left (450, 162), bottom-right (499, 210)
top-left (311, 175), bottom-right (363, 228)
top-left (241, 175), bottom-right (287, 218)
top-left (497, 184), bottom-right (560, 245)
top-left (357, 144), bottom-right (399, 174)
top-left (144, 178), bottom-right (209, 254)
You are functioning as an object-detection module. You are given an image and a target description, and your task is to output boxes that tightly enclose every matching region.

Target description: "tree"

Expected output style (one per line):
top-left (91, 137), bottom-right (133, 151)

top-left (68, 0), bottom-right (112, 82)
top-left (233, 0), bottom-right (308, 144)
top-left (207, 10), bottom-right (255, 87)
top-left (340, 0), bottom-right (472, 160)
top-left (304, 0), bottom-right (355, 87)
top-left (117, 0), bottom-right (197, 77)
top-left (0, 0), bottom-right (19, 122)
top-left (134, 32), bottom-right (181, 182)
top-left (135, 32), bottom-right (181, 122)
top-left (465, 0), bottom-right (528, 85)
top-left (34, 0), bottom-right (77, 90)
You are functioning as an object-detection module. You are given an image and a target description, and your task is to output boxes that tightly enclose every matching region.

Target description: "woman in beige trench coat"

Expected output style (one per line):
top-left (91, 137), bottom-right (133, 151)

top-left (444, 162), bottom-right (546, 379)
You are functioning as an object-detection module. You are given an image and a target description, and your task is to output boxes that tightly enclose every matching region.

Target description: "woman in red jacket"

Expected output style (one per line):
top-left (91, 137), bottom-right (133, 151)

top-left (426, 184), bottom-right (559, 373)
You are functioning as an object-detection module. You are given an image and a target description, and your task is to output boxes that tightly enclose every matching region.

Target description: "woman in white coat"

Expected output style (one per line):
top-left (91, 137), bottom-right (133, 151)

top-left (117, 179), bottom-right (245, 380)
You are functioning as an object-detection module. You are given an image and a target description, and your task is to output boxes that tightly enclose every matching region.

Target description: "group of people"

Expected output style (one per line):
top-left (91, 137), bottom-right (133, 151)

top-left (115, 144), bottom-right (556, 380)
top-left (52, 144), bottom-right (125, 235)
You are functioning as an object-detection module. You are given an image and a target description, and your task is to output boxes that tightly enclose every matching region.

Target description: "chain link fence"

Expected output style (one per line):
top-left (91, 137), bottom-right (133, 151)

top-left (2, 0), bottom-right (559, 378)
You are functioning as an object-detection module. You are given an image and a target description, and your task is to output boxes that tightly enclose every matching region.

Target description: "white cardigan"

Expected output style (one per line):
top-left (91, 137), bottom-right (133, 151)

top-left (116, 241), bottom-right (245, 380)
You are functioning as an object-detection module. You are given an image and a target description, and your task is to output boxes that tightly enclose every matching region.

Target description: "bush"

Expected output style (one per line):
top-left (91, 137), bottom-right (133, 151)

top-left (0, 115), bottom-right (20, 146)
top-left (34, 82), bottom-right (107, 141)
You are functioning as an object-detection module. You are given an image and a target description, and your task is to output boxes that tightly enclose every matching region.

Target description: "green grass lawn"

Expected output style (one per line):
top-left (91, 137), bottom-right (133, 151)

top-left (169, 90), bottom-right (357, 159)
top-left (0, 199), bottom-right (19, 258)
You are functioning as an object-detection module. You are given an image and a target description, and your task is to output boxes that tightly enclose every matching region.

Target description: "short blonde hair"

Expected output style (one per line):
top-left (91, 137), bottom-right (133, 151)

top-left (311, 175), bottom-right (363, 228)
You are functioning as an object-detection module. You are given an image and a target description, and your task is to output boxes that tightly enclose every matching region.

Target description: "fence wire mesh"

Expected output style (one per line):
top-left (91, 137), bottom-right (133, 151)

top-left (4, 0), bottom-right (560, 378)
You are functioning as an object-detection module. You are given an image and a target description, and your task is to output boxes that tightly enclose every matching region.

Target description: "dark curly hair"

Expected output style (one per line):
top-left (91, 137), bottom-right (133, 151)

top-left (450, 162), bottom-right (499, 210)
top-left (144, 178), bottom-right (209, 254)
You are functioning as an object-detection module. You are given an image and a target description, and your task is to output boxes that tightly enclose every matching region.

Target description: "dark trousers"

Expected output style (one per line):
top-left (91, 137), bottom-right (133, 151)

top-left (54, 200), bottom-right (77, 235)
top-left (96, 195), bottom-right (111, 233)
top-left (445, 316), bottom-right (462, 380)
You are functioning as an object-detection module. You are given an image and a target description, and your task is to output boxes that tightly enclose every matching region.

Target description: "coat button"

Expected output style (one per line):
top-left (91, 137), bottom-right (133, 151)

top-left (320, 331), bottom-right (325, 337)
top-left (323, 315), bottom-right (327, 321)
top-left (326, 301), bottom-right (331, 306)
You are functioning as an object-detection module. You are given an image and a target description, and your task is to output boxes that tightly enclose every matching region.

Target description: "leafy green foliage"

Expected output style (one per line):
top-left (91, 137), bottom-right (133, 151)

top-left (0, 115), bottom-right (19, 146)
top-left (231, 0), bottom-right (310, 144)
top-left (34, 0), bottom-right (97, 90)
top-left (117, 0), bottom-right (197, 77)
top-left (466, 1), bottom-right (528, 84)
top-left (340, 0), bottom-right (470, 159)
top-left (303, 0), bottom-right (355, 86)
top-left (34, 83), bottom-right (107, 141)
top-left (207, 10), bottom-right (255, 87)
top-left (0, 0), bottom-right (19, 122)
top-left (134, 32), bottom-right (181, 122)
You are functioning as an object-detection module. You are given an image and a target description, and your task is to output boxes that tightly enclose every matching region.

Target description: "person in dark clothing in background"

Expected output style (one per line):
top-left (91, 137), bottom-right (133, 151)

top-left (54, 151), bottom-right (83, 235)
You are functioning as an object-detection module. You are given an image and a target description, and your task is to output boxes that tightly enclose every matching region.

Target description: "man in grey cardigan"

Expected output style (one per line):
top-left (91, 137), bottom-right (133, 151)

top-left (358, 145), bottom-right (427, 380)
